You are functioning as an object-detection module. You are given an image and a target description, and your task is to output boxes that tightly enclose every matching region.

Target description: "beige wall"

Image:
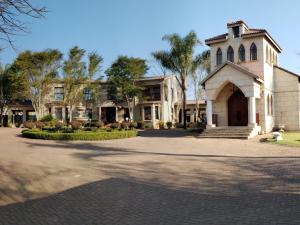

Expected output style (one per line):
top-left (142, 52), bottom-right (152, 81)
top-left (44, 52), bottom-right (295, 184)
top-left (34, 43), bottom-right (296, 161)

top-left (274, 68), bottom-right (300, 130)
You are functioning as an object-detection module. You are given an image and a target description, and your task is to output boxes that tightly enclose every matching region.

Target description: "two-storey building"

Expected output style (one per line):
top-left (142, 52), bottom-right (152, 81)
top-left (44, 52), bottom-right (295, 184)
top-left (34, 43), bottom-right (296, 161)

top-left (201, 20), bottom-right (300, 137)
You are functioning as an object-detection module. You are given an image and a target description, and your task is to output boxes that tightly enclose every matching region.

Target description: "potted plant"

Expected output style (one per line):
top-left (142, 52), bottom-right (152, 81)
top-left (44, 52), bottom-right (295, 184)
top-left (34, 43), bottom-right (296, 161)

top-left (166, 121), bottom-right (172, 129)
top-left (158, 121), bottom-right (165, 130)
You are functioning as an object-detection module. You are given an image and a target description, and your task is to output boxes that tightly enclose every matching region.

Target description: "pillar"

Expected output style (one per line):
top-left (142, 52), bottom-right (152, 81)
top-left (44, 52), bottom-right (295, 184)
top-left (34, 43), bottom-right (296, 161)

top-left (249, 97), bottom-right (256, 126)
top-left (151, 104), bottom-right (156, 128)
top-left (22, 110), bottom-right (26, 123)
top-left (98, 107), bottom-right (102, 121)
top-left (115, 107), bottom-right (118, 122)
top-left (206, 100), bottom-right (213, 128)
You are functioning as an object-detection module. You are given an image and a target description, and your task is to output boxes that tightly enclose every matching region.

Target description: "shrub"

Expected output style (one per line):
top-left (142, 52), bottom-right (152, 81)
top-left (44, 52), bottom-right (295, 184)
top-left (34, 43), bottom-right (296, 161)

top-left (35, 121), bottom-right (45, 130)
top-left (24, 121), bottom-right (35, 129)
top-left (137, 121), bottom-right (145, 129)
top-left (129, 121), bottom-right (137, 130)
top-left (93, 121), bottom-right (104, 128)
top-left (22, 129), bottom-right (138, 141)
top-left (60, 126), bottom-right (74, 133)
top-left (42, 126), bottom-right (57, 132)
top-left (54, 121), bottom-right (64, 130)
top-left (121, 121), bottom-right (129, 130)
top-left (144, 122), bottom-right (153, 129)
top-left (70, 121), bottom-right (81, 130)
top-left (111, 122), bottom-right (120, 129)
top-left (166, 121), bottom-right (172, 129)
top-left (158, 121), bottom-right (165, 129)
top-left (40, 115), bottom-right (54, 122)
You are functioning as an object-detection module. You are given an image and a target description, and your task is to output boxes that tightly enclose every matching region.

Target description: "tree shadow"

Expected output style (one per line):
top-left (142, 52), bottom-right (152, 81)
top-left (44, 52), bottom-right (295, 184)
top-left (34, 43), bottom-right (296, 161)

top-left (0, 177), bottom-right (299, 225)
top-left (138, 129), bottom-right (199, 138)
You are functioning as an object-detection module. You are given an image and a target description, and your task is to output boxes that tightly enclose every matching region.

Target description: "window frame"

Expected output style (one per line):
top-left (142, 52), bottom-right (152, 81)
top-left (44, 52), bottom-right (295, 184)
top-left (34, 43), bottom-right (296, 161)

top-left (216, 48), bottom-right (223, 66)
top-left (227, 46), bottom-right (234, 62)
top-left (238, 44), bottom-right (245, 62)
top-left (250, 43), bottom-right (257, 61)
top-left (54, 87), bottom-right (64, 101)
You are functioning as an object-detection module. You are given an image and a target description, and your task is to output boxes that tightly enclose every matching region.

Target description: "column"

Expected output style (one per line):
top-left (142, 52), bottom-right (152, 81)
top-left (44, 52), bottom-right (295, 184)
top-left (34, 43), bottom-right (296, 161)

top-left (22, 110), bottom-right (26, 123)
top-left (98, 107), bottom-right (102, 121)
top-left (115, 107), bottom-right (118, 122)
top-left (249, 97), bottom-right (256, 126)
top-left (151, 104), bottom-right (156, 128)
top-left (206, 100), bottom-right (213, 128)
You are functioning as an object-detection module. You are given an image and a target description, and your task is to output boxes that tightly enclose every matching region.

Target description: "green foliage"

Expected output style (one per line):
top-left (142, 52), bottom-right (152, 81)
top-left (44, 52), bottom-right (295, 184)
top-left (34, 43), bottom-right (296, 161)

top-left (144, 122), bottom-right (153, 129)
top-left (129, 121), bottom-right (137, 129)
top-left (111, 122), bottom-right (120, 129)
top-left (166, 121), bottom-right (172, 129)
top-left (152, 31), bottom-right (202, 129)
top-left (106, 56), bottom-right (148, 120)
top-left (22, 129), bottom-right (138, 141)
top-left (40, 114), bottom-right (54, 122)
top-left (7, 49), bottom-right (62, 120)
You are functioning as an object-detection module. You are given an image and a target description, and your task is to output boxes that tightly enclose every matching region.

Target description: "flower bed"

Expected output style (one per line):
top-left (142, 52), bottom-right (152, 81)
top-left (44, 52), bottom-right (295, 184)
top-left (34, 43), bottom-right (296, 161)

top-left (22, 129), bottom-right (138, 141)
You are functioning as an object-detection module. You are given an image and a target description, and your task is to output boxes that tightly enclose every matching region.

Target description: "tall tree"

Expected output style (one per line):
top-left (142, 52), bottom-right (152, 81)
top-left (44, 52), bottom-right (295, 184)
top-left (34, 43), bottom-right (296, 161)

top-left (153, 31), bottom-right (202, 129)
top-left (0, 64), bottom-right (10, 126)
top-left (85, 52), bottom-right (104, 106)
top-left (0, 0), bottom-right (46, 48)
top-left (106, 56), bottom-right (148, 121)
top-left (62, 46), bottom-right (86, 122)
top-left (190, 50), bottom-right (210, 122)
top-left (8, 49), bottom-right (62, 120)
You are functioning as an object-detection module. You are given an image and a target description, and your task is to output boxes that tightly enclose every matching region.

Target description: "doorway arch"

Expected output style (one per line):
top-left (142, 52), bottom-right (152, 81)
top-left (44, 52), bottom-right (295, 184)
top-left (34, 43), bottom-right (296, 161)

top-left (228, 89), bottom-right (248, 126)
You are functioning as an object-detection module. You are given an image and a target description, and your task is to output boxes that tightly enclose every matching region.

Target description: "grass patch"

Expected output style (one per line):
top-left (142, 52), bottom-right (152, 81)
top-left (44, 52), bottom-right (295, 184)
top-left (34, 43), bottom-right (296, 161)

top-left (266, 132), bottom-right (300, 147)
top-left (22, 129), bottom-right (138, 141)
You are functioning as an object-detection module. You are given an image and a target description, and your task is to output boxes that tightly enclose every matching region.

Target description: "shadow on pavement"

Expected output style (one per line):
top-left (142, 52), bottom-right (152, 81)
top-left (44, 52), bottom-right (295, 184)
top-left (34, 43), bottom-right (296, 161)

top-left (0, 178), bottom-right (299, 225)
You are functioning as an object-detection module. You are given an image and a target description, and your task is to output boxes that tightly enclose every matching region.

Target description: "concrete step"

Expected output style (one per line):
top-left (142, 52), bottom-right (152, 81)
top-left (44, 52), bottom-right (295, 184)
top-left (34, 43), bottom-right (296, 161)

top-left (199, 135), bottom-right (249, 139)
top-left (199, 126), bottom-right (254, 139)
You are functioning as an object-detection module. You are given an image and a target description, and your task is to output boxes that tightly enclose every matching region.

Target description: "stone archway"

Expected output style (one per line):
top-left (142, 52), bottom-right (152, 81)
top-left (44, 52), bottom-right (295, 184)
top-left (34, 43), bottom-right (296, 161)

top-left (228, 89), bottom-right (248, 126)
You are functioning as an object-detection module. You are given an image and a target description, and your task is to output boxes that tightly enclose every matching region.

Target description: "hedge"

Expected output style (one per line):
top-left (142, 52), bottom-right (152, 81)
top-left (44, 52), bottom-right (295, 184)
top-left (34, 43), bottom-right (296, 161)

top-left (22, 129), bottom-right (138, 141)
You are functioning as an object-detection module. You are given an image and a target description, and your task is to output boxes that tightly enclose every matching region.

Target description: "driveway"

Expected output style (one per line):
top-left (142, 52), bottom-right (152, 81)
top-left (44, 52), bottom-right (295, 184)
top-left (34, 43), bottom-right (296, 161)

top-left (0, 128), bottom-right (299, 224)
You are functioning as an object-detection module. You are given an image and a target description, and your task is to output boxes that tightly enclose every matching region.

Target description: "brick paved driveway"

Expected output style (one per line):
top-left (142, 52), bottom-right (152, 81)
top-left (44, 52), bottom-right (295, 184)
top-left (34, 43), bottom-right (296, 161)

top-left (0, 128), bottom-right (299, 224)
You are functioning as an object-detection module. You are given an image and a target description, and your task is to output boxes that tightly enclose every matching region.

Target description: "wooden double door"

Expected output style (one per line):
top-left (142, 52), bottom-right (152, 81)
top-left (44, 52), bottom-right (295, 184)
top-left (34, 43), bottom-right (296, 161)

top-left (228, 90), bottom-right (248, 126)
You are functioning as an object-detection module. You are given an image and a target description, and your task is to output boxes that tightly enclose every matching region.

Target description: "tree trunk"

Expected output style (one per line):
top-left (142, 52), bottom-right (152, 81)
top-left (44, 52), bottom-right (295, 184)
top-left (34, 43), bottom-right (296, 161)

top-left (69, 105), bottom-right (73, 122)
top-left (182, 87), bottom-right (187, 129)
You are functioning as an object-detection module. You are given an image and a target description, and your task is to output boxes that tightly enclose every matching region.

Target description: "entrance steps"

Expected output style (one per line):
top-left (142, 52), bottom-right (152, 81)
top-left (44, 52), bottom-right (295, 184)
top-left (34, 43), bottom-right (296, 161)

top-left (199, 126), bottom-right (261, 139)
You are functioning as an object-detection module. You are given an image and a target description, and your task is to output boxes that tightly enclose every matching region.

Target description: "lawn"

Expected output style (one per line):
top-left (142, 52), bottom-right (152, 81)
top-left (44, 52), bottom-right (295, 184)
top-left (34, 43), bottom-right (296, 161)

top-left (267, 132), bottom-right (300, 147)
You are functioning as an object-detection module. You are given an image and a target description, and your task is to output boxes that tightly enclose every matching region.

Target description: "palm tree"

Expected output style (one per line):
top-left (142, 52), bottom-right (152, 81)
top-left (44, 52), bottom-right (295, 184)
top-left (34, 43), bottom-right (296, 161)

top-left (152, 31), bottom-right (202, 129)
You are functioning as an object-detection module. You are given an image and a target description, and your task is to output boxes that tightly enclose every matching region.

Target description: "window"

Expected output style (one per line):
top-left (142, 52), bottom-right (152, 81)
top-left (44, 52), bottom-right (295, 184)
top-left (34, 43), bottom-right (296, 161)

top-left (144, 106), bottom-right (152, 120)
top-left (270, 95), bottom-right (273, 115)
top-left (54, 87), bottom-right (64, 101)
top-left (216, 48), bottom-right (222, 66)
top-left (250, 43), bottom-right (257, 61)
top-left (238, 45), bottom-right (245, 62)
top-left (86, 108), bottom-right (93, 119)
top-left (155, 106), bottom-right (159, 120)
top-left (55, 107), bottom-right (63, 120)
top-left (84, 88), bottom-right (92, 101)
top-left (232, 26), bottom-right (240, 38)
top-left (143, 85), bottom-right (161, 101)
top-left (227, 46), bottom-right (234, 62)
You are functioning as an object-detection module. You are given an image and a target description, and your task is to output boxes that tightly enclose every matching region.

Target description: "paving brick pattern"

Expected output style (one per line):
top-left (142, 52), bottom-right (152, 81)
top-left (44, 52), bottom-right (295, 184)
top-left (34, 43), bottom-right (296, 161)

top-left (0, 128), bottom-right (299, 224)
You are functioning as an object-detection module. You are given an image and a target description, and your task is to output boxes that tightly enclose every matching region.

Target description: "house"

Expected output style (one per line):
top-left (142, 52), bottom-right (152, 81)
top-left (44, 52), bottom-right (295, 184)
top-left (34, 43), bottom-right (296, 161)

top-left (4, 75), bottom-right (186, 129)
top-left (201, 20), bottom-right (300, 137)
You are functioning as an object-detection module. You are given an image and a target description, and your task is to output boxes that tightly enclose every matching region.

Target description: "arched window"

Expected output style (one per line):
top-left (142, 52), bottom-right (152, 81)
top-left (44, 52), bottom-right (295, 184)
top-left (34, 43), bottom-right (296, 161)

top-left (238, 45), bottom-right (245, 62)
top-left (250, 43), bottom-right (257, 61)
top-left (227, 46), bottom-right (234, 62)
top-left (269, 48), bottom-right (272, 64)
top-left (216, 48), bottom-right (222, 66)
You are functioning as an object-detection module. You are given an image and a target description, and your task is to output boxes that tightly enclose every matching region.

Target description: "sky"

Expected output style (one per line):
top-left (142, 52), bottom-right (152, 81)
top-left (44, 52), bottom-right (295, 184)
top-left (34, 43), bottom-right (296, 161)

top-left (1, 0), bottom-right (300, 98)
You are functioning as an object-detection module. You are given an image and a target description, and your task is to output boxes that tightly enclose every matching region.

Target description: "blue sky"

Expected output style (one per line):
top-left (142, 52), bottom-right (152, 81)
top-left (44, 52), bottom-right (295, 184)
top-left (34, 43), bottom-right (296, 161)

top-left (1, 0), bottom-right (300, 79)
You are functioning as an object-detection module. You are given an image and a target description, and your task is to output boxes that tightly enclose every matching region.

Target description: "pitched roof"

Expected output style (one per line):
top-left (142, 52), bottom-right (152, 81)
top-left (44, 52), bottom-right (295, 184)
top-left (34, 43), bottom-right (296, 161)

top-left (205, 21), bottom-right (282, 52)
top-left (200, 61), bottom-right (264, 85)
top-left (274, 65), bottom-right (300, 78)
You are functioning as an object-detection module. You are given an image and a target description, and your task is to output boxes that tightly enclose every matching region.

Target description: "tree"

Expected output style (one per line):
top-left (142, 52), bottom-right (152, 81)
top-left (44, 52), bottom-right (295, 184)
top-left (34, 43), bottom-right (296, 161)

top-left (190, 50), bottom-right (210, 122)
top-left (85, 52), bottom-right (104, 107)
top-left (153, 31), bottom-right (202, 129)
top-left (106, 56), bottom-right (148, 121)
top-left (8, 49), bottom-right (62, 120)
top-left (62, 46), bottom-right (86, 122)
top-left (0, 0), bottom-right (46, 48)
top-left (0, 64), bottom-right (11, 126)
